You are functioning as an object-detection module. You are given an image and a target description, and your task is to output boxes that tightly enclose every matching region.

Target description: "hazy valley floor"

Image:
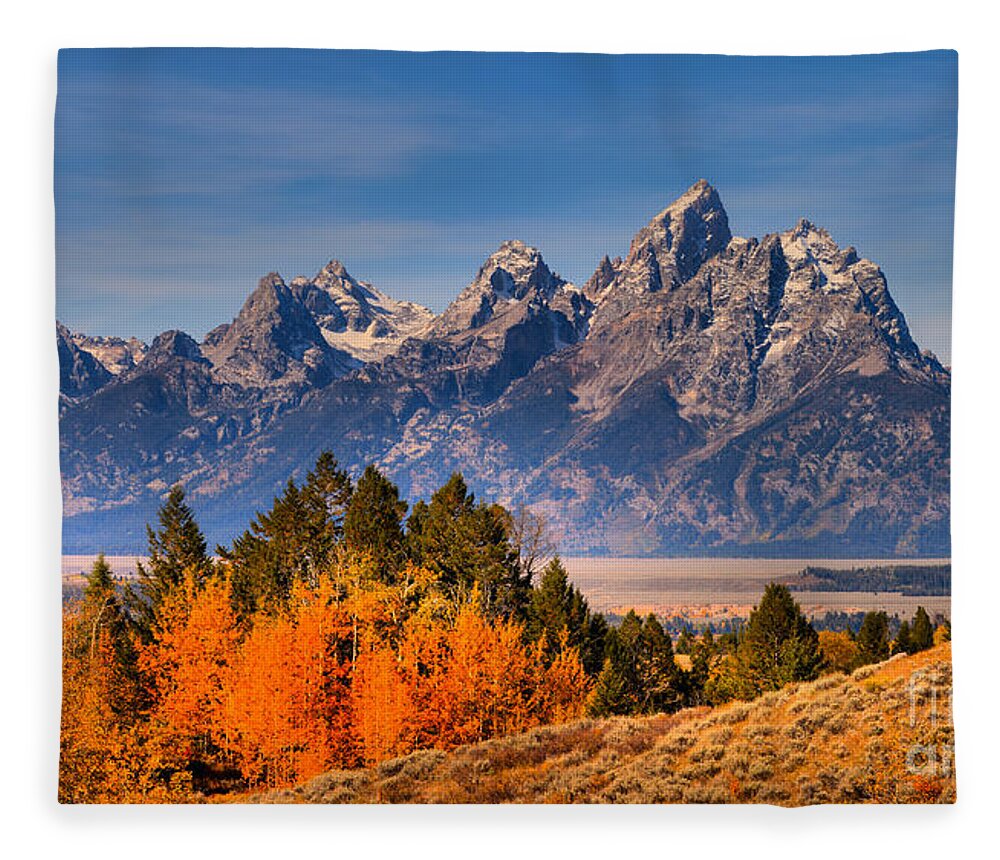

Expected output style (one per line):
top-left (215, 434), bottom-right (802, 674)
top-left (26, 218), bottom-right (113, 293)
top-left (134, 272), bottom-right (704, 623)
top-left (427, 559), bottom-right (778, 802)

top-left (245, 644), bottom-right (954, 806)
top-left (62, 555), bottom-right (951, 620)
top-left (561, 557), bottom-right (951, 619)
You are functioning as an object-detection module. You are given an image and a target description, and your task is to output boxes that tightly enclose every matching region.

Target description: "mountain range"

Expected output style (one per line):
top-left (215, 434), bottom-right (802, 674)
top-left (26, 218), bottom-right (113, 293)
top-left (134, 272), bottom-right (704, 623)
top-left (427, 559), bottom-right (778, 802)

top-left (57, 181), bottom-right (950, 556)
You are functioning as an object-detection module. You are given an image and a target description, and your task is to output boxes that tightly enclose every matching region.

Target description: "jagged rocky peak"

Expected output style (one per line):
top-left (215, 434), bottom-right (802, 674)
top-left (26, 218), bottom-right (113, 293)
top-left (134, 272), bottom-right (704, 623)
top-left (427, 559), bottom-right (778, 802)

top-left (430, 240), bottom-right (578, 337)
top-left (56, 322), bottom-right (113, 398)
top-left (289, 258), bottom-right (434, 363)
top-left (68, 331), bottom-right (147, 376)
top-left (583, 254), bottom-right (622, 302)
top-left (780, 218), bottom-right (858, 270)
top-left (315, 257), bottom-right (352, 282)
top-left (480, 240), bottom-right (559, 298)
top-left (775, 218), bottom-right (921, 362)
top-left (296, 259), bottom-right (373, 329)
top-left (626, 179), bottom-right (732, 285)
top-left (202, 272), bottom-right (354, 389)
top-left (216, 272), bottom-right (316, 343)
top-left (146, 329), bottom-right (206, 363)
top-left (586, 181), bottom-right (732, 329)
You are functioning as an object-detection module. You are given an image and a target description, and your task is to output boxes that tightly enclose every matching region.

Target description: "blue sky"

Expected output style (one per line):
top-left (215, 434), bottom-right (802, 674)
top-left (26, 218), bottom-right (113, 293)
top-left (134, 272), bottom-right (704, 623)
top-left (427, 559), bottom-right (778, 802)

top-left (55, 49), bottom-right (957, 363)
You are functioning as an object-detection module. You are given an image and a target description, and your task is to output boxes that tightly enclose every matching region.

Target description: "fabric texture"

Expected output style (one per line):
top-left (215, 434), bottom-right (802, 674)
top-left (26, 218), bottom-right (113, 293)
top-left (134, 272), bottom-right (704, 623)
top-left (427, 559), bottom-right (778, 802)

top-left (56, 49), bottom-right (956, 804)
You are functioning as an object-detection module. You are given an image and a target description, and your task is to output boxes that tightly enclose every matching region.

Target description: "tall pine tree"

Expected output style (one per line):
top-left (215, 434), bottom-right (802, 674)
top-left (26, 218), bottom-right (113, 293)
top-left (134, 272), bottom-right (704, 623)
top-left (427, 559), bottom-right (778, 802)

top-left (911, 606), bottom-right (934, 653)
top-left (343, 465), bottom-right (407, 579)
top-left (222, 451), bottom-right (352, 616)
top-left (856, 611), bottom-right (891, 666)
top-left (739, 583), bottom-right (822, 695)
top-left (127, 486), bottom-right (212, 640)
top-left (637, 614), bottom-right (680, 713)
top-left (895, 619), bottom-right (913, 655)
top-left (407, 473), bottom-right (528, 619)
top-left (527, 557), bottom-right (606, 674)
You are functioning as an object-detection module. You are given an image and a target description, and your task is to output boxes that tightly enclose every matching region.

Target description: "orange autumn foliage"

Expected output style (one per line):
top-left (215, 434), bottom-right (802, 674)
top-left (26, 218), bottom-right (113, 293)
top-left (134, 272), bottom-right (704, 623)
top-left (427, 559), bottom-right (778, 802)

top-left (219, 577), bottom-right (354, 787)
top-left (61, 562), bottom-right (592, 798)
top-left (140, 571), bottom-right (240, 758)
top-left (537, 631), bottom-right (593, 723)
top-left (351, 648), bottom-right (416, 764)
top-left (352, 601), bottom-right (591, 763)
top-left (818, 629), bottom-right (859, 674)
top-left (60, 611), bottom-right (187, 803)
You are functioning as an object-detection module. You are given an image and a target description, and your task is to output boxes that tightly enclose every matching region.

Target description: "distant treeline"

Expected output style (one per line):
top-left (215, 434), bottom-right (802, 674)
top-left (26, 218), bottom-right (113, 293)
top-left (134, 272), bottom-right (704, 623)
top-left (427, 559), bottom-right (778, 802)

top-left (790, 564), bottom-right (951, 596)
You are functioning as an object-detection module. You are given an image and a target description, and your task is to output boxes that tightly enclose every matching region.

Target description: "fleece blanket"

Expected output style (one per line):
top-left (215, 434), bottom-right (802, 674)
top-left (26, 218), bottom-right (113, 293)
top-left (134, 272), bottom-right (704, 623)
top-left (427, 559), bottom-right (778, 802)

top-left (56, 48), bottom-right (955, 804)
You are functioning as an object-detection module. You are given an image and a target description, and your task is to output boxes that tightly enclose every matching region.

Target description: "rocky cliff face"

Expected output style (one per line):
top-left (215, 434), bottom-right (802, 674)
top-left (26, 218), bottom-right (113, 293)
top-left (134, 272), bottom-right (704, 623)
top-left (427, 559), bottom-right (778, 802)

top-left (427, 186), bottom-right (949, 555)
top-left (290, 260), bottom-right (433, 363)
top-left (68, 332), bottom-right (147, 376)
top-left (57, 322), bottom-right (112, 400)
top-left (369, 240), bottom-right (591, 405)
top-left (58, 182), bottom-right (951, 557)
top-left (202, 272), bottom-right (357, 390)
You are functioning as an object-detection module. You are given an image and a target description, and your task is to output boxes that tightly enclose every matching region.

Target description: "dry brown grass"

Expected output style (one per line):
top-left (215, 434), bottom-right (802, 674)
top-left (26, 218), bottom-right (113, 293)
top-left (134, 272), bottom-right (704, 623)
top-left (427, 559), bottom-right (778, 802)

top-left (247, 643), bottom-right (955, 806)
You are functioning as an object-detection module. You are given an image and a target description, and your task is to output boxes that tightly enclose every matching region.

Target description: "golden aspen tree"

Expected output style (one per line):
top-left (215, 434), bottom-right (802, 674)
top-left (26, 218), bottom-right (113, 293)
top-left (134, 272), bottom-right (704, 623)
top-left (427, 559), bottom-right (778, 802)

top-left (140, 570), bottom-right (240, 764)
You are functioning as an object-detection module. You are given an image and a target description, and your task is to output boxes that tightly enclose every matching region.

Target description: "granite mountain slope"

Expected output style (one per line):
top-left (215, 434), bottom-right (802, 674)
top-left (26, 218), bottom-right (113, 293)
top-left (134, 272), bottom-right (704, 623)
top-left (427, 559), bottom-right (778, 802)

top-left (289, 259), bottom-right (434, 363)
top-left (57, 182), bottom-right (950, 556)
top-left (67, 330), bottom-right (147, 377)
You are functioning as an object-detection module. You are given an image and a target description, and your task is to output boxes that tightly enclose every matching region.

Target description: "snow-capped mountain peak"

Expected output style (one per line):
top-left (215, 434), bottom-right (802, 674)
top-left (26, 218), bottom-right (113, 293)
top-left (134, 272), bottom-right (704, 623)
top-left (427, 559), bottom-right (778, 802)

top-left (290, 259), bottom-right (434, 363)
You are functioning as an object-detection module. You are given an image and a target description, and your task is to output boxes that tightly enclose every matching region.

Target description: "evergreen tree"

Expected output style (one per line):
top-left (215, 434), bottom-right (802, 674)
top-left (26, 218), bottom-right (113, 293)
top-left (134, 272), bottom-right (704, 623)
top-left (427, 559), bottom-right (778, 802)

top-left (681, 627), bottom-right (717, 706)
top-left (343, 465), bottom-right (408, 579)
top-left (407, 473), bottom-right (528, 619)
top-left (222, 452), bottom-right (352, 616)
top-left (587, 657), bottom-right (633, 717)
top-left (717, 630), bottom-right (740, 653)
top-left (127, 486), bottom-right (212, 640)
top-left (405, 499), bottom-right (430, 558)
top-left (298, 451), bottom-right (354, 567)
top-left (894, 620), bottom-right (912, 655)
top-left (80, 554), bottom-right (128, 659)
top-left (738, 583), bottom-right (822, 695)
top-left (637, 614), bottom-right (680, 713)
top-left (526, 557), bottom-right (607, 674)
top-left (407, 473), bottom-right (474, 574)
top-left (83, 553), bottom-right (116, 606)
top-left (911, 606), bottom-right (934, 653)
top-left (585, 610), bottom-right (681, 715)
top-left (76, 554), bottom-right (141, 719)
top-left (578, 611), bottom-right (609, 678)
top-left (675, 627), bottom-right (694, 655)
top-left (587, 616), bottom-right (641, 716)
top-left (856, 611), bottom-right (891, 666)
top-left (527, 557), bottom-right (572, 650)
top-left (700, 627), bottom-right (715, 652)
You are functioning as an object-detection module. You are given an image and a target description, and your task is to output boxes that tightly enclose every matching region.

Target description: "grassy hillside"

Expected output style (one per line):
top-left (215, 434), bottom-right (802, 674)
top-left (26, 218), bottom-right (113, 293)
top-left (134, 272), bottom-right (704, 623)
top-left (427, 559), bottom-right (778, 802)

top-left (249, 643), bottom-right (954, 805)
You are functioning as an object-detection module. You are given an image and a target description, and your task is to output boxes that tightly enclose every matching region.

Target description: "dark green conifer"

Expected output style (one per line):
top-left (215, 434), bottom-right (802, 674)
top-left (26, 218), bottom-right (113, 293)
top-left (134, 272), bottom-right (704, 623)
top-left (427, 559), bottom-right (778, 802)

top-left (739, 582), bottom-right (822, 694)
top-left (343, 465), bottom-right (408, 579)
top-left (127, 485), bottom-right (212, 640)
top-left (675, 627), bottom-right (695, 654)
top-left (856, 611), bottom-right (891, 666)
top-left (527, 557), bottom-right (572, 650)
top-left (638, 614), bottom-right (681, 713)
top-left (911, 606), bottom-right (934, 653)
top-left (587, 657), bottom-right (633, 717)
top-left (895, 619), bottom-right (913, 655)
top-left (222, 452), bottom-right (352, 616)
top-left (407, 473), bottom-right (527, 619)
top-left (526, 556), bottom-right (607, 674)
top-left (80, 554), bottom-right (141, 718)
